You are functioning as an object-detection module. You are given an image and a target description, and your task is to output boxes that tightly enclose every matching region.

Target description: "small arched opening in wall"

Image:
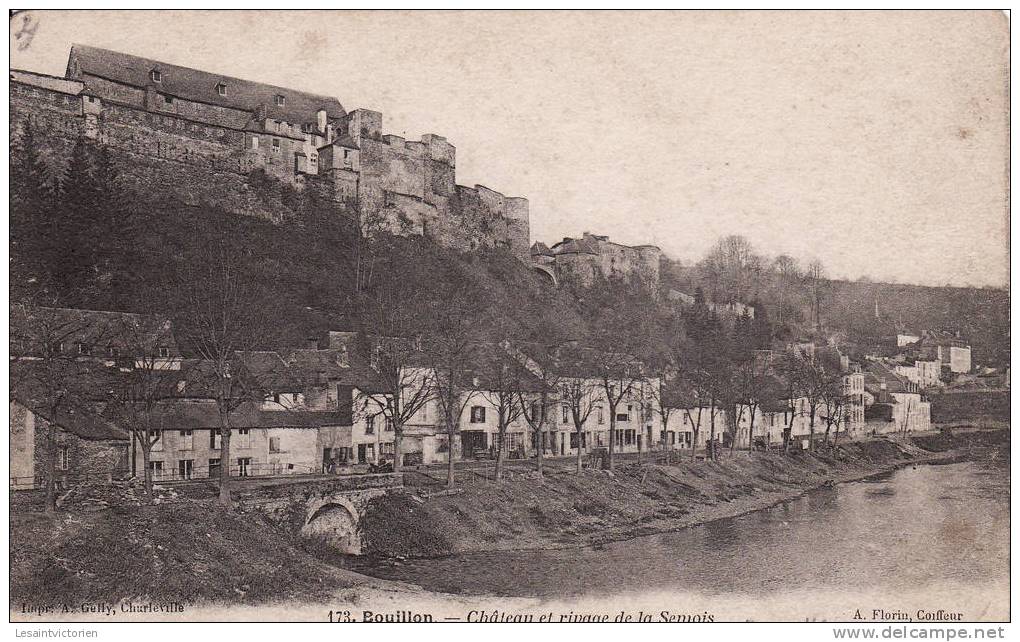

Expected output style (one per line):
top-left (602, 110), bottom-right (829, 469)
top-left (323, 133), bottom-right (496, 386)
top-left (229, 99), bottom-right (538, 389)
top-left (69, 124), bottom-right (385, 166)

top-left (302, 499), bottom-right (362, 555)
top-left (533, 265), bottom-right (557, 287)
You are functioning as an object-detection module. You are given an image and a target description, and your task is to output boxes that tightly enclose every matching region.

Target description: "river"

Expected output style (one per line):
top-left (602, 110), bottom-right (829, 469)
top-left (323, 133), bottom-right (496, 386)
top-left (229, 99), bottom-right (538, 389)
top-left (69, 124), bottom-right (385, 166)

top-left (350, 457), bottom-right (1009, 620)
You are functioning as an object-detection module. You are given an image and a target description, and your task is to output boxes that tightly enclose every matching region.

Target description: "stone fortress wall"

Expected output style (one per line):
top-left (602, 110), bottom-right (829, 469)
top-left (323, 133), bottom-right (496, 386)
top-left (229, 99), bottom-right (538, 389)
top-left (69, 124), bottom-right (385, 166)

top-left (531, 232), bottom-right (661, 289)
top-left (10, 45), bottom-right (530, 260)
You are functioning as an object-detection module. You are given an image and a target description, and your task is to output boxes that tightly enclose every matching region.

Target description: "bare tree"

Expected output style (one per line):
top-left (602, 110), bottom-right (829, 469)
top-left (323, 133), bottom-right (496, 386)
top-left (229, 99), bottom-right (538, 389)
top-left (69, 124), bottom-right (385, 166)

top-left (701, 235), bottom-right (764, 305)
top-left (648, 373), bottom-right (679, 463)
top-left (733, 353), bottom-right (774, 453)
top-left (504, 342), bottom-right (560, 476)
top-left (821, 377), bottom-right (849, 447)
top-left (590, 350), bottom-right (644, 471)
top-left (99, 313), bottom-right (186, 500)
top-left (516, 369), bottom-right (557, 476)
top-left (555, 346), bottom-right (602, 474)
top-left (898, 397), bottom-right (915, 435)
top-left (774, 352), bottom-right (807, 453)
top-left (421, 293), bottom-right (480, 489)
top-left (808, 259), bottom-right (826, 332)
top-left (777, 350), bottom-right (836, 452)
top-left (354, 336), bottom-right (434, 473)
top-left (166, 243), bottom-right (274, 507)
top-left (772, 254), bottom-right (801, 326)
top-left (478, 347), bottom-right (527, 482)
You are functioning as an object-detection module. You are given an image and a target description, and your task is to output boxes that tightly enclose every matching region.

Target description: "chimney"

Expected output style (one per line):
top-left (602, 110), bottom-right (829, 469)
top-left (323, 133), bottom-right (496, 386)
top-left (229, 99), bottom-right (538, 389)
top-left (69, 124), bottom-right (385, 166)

top-left (326, 331), bottom-right (357, 351)
top-left (317, 108), bottom-right (327, 134)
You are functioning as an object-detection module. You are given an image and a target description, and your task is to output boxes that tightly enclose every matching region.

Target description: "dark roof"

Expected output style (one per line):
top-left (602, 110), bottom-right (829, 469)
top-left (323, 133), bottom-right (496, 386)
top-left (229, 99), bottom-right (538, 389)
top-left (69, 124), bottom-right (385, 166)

top-left (37, 404), bottom-right (127, 441)
top-left (862, 361), bottom-right (912, 394)
top-left (460, 343), bottom-right (549, 393)
top-left (530, 242), bottom-right (554, 257)
top-left (11, 391), bottom-right (127, 441)
top-left (11, 305), bottom-right (178, 359)
top-left (514, 341), bottom-right (643, 380)
top-left (67, 44), bottom-right (346, 125)
top-left (330, 134), bottom-right (359, 149)
top-left (551, 237), bottom-right (599, 255)
top-left (139, 400), bottom-right (352, 430)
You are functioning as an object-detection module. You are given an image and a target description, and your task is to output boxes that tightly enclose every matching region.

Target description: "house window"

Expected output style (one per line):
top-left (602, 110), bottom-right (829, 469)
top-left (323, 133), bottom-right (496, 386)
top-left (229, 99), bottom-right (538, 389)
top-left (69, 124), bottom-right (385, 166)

top-left (269, 437), bottom-right (281, 453)
top-left (384, 418), bottom-right (394, 432)
top-left (58, 445), bottom-right (70, 471)
top-left (209, 430), bottom-right (221, 450)
top-left (77, 342), bottom-right (90, 355)
top-left (470, 406), bottom-right (486, 423)
top-left (365, 416), bottom-right (375, 435)
top-left (237, 457), bottom-right (251, 477)
top-left (158, 346), bottom-right (170, 357)
top-left (309, 152), bottom-right (318, 165)
top-left (272, 139), bottom-right (281, 153)
top-left (616, 413), bottom-right (629, 422)
top-left (178, 459), bottom-right (193, 480)
top-left (597, 406), bottom-right (604, 424)
top-left (208, 458), bottom-right (220, 478)
top-left (150, 69), bottom-right (162, 83)
top-left (179, 430), bottom-right (193, 450)
top-left (151, 430), bottom-right (163, 452)
top-left (163, 95), bottom-right (173, 105)
top-left (149, 460), bottom-right (163, 480)
top-left (343, 149), bottom-right (351, 159)
top-left (216, 82), bottom-right (227, 96)
top-left (562, 405), bottom-right (569, 424)
top-left (236, 429), bottom-right (251, 449)
top-left (274, 94), bottom-right (286, 106)
top-left (250, 136), bottom-right (260, 150)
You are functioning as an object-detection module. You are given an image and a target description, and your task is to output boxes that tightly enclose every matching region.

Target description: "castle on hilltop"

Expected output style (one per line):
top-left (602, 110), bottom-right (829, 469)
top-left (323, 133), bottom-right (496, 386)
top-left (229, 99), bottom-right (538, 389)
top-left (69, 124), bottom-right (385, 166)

top-left (11, 45), bottom-right (530, 259)
top-left (531, 233), bottom-right (661, 289)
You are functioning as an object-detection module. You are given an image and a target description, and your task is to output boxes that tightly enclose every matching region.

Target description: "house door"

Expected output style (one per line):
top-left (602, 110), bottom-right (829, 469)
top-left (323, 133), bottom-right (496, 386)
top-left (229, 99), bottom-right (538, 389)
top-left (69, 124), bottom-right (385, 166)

top-left (237, 457), bottom-right (251, 477)
top-left (178, 459), bottom-right (194, 480)
top-left (460, 431), bottom-right (487, 458)
top-left (357, 444), bottom-right (368, 464)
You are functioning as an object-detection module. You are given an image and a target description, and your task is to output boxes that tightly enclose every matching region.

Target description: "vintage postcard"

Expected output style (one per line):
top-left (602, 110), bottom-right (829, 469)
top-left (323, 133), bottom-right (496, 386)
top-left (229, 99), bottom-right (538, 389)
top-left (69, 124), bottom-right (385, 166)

top-left (7, 9), bottom-right (1010, 632)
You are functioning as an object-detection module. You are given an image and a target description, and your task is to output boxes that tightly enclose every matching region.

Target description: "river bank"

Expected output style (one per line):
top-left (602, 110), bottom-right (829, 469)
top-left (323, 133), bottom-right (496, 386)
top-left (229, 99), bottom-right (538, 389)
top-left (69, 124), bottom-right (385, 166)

top-left (354, 428), bottom-right (1008, 560)
top-left (10, 427), bottom-right (1008, 620)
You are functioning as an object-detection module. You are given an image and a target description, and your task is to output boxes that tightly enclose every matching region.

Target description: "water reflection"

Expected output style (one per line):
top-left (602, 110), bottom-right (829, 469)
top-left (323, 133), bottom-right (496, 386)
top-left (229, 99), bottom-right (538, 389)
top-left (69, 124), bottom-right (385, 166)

top-left (351, 461), bottom-right (1008, 600)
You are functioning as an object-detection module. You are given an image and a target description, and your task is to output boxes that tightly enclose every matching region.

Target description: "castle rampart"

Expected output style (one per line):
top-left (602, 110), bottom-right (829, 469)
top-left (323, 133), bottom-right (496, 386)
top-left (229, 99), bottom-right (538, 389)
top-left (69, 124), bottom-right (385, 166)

top-left (11, 45), bottom-right (530, 259)
top-left (533, 232), bottom-right (661, 289)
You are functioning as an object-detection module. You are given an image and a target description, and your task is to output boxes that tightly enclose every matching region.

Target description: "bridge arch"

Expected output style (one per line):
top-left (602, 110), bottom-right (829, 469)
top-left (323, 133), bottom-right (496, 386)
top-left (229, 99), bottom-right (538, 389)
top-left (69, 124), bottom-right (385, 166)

top-left (302, 497), bottom-right (362, 554)
top-left (533, 264), bottom-right (557, 286)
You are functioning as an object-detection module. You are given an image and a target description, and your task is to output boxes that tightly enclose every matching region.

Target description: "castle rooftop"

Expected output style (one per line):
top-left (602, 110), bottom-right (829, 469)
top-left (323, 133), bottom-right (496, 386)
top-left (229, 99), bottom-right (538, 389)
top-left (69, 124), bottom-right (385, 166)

top-left (65, 44), bottom-right (346, 124)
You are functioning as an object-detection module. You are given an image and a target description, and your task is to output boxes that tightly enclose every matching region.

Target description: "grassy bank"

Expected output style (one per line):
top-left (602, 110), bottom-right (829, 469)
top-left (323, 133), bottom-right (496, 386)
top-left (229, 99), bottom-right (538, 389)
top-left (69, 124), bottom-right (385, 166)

top-left (9, 499), bottom-right (362, 608)
top-left (10, 428), bottom-right (1007, 610)
top-left (358, 430), bottom-right (1009, 558)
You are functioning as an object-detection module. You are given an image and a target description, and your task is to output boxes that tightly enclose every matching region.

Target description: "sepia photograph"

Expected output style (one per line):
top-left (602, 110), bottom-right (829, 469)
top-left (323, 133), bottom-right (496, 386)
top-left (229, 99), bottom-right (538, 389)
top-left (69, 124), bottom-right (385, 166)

top-left (6, 9), bottom-right (1011, 630)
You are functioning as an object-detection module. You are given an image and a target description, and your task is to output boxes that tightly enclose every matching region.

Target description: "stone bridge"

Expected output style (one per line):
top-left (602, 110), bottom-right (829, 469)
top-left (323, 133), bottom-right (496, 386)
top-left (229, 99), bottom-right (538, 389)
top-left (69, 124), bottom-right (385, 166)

top-left (234, 473), bottom-right (403, 554)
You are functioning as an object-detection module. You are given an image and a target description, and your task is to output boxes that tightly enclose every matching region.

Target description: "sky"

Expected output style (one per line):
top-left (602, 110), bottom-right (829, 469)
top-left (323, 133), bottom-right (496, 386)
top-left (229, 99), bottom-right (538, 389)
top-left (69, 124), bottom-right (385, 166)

top-left (10, 10), bottom-right (1010, 288)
